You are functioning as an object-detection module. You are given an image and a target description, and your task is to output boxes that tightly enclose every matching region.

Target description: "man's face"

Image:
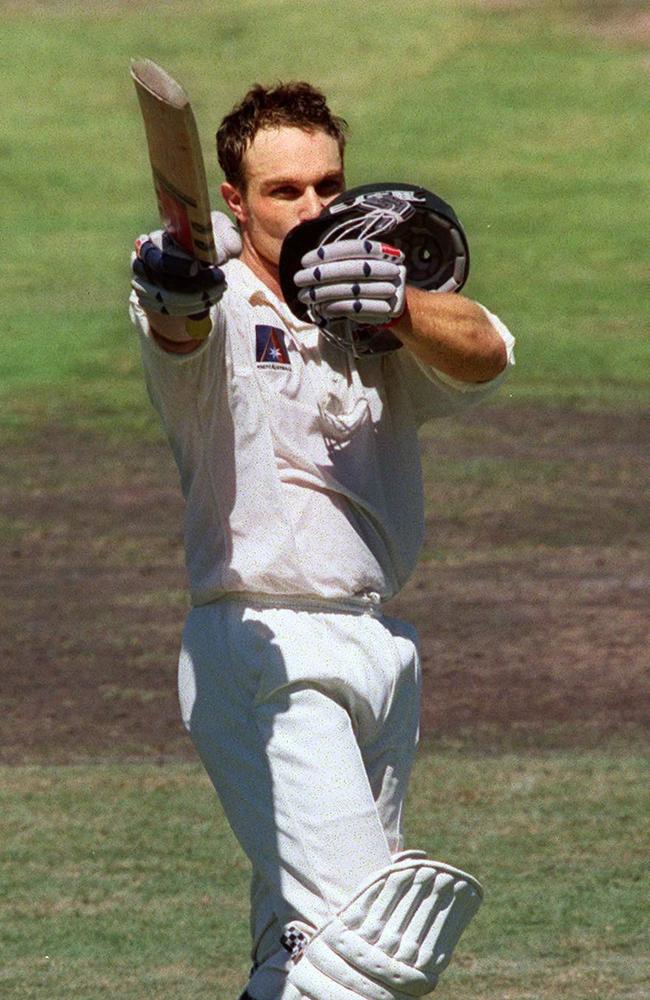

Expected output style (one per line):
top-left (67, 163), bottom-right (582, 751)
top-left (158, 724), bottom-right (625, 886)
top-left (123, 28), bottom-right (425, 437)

top-left (223, 126), bottom-right (345, 268)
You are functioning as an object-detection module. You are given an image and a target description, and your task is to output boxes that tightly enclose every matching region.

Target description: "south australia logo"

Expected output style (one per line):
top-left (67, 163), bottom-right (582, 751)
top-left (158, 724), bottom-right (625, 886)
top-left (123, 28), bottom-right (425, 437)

top-left (255, 325), bottom-right (291, 368)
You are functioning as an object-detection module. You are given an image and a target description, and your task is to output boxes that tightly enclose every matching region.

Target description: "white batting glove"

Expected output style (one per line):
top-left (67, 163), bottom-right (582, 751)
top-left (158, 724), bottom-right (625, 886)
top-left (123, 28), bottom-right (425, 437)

top-left (293, 239), bottom-right (406, 326)
top-left (130, 210), bottom-right (242, 317)
top-left (131, 237), bottom-right (225, 317)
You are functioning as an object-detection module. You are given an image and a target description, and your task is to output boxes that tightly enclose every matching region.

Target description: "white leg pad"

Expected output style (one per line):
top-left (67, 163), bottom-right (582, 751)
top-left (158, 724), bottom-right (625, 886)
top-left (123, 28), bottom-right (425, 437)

top-left (286, 856), bottom-right (483, 1000)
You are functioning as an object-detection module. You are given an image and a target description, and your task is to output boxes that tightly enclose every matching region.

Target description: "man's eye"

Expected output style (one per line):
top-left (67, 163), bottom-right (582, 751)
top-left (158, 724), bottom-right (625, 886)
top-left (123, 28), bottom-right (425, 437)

top-left (318, 179), bottom-right (344, 196)
top-left (273, 186), bottom-right (299, 198)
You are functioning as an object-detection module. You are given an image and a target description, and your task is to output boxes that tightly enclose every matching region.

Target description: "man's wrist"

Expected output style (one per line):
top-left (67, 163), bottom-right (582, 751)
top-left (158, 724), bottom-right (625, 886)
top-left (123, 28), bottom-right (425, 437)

top-left (150, 325), bottom-right (205, 354)
top-left (383, 299), bottom-right (411, 334)
top-left (144, 308), bottom-right (211, 352)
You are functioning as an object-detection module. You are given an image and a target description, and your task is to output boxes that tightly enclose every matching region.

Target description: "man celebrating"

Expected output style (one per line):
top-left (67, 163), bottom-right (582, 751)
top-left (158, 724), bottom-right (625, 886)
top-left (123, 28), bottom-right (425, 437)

top-left (130, 81), bottom-right (514, 1000)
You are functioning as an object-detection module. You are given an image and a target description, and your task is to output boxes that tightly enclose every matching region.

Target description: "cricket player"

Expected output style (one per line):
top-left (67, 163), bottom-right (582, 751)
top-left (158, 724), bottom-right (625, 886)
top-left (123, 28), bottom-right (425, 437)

top-left (130, 81), bottom-right (515, 1000)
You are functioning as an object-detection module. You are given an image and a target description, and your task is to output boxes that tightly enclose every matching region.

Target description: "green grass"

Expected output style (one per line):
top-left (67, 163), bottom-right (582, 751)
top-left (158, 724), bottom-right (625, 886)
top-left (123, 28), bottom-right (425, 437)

top-left (1, 750), bottom-right (648, 998)
top-left (1, 0), bottom-right (649, 437)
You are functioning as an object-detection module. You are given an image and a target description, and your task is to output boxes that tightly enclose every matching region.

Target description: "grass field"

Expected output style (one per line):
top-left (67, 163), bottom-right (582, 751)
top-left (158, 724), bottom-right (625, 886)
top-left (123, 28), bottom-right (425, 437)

top-left (2, 752), bottom-right (649, 999)
top-left (2, 0), bottom-right (650, 434)
top-left (2, 1), bottom-right (649, 998)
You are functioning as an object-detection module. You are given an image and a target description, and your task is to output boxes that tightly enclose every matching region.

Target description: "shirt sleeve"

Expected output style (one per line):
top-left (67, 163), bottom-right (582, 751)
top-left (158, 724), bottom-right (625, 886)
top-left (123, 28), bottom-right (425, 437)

top-left (394, 303), bottom-right (516, 426)
top-left (128, 291), bottom-right (225, 427)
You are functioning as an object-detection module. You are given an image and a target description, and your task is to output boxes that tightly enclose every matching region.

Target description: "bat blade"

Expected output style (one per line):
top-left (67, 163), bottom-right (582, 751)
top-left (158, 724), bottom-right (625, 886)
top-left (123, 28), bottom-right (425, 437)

top-left (131, 58), bottom-right (216, 264)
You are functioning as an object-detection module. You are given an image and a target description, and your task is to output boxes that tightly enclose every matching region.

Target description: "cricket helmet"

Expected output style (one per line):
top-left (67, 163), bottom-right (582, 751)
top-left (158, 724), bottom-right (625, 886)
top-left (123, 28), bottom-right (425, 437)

top-left (279, 182), bottom-right (470, 356)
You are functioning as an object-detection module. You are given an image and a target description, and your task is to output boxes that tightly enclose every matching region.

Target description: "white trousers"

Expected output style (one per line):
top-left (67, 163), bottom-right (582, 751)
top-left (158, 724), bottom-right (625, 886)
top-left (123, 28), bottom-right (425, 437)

top-left (178, 598), bottom-right (422, 1000)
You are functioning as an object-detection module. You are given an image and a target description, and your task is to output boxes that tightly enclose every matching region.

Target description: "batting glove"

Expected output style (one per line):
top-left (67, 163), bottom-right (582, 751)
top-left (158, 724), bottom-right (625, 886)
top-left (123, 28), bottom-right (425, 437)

top-left (293, 239), bottom-right (407, 326)
top-left (130, 210), bottom-right (241, 317)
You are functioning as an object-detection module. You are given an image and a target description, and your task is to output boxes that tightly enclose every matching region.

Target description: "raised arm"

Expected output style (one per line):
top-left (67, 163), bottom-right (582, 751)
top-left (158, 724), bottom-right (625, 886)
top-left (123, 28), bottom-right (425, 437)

top-left (291, 239), bottom-right (509, 377)
top-left (389, 286), bottom-right (508, 383)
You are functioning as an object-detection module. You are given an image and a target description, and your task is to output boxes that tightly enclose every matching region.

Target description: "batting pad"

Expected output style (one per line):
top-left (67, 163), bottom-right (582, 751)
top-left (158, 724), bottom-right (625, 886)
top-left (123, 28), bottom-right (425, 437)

top-left (285, 855), bottom-right (483, 1000)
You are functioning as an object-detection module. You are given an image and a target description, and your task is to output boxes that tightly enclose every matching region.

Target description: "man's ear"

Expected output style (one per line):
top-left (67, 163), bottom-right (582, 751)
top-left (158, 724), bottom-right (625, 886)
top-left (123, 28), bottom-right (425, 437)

top-left (221, 182), bottom-right (246, 224)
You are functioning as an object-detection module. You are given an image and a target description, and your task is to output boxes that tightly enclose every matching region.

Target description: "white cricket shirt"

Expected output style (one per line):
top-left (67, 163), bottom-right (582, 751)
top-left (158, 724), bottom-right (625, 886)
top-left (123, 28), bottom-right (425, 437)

top-left (130, 259), bottom-right (514, 605)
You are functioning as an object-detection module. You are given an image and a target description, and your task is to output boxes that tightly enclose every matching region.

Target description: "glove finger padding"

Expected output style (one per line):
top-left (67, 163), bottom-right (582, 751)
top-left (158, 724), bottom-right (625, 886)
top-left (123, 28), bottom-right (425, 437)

top-left (293, 238), bottom-right (406, 330)
top-left (133, 234), bottom-right (225, 293)
top-left (286, 857), bottom-right (483, 1000)
top-left (135, 210), bottom-right (241, 272)
top-left (130, 269), bottom-right (225, 317)
top-left (298, 282), bottom-right (403, 305)
top-left (299, 239), bottom-right (405, 269)
top-left (296, 260), bottom-right (404, 287)
top-left (315, 299), bottom-right (402, 323)
top-left (135, 234), bottom-right (202, 280)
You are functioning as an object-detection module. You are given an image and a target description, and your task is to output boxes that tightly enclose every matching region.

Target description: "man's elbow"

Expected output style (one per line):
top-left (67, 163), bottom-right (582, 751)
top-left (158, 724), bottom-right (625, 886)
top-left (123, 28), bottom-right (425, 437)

top-left (484, 335), bottom-right (509, 380)
top-left (461, 329), bottom-right (508, 384)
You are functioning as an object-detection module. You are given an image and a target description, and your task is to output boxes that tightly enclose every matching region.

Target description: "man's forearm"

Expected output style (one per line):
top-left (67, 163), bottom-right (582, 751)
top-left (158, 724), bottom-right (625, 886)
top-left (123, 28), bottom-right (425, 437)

top-left (145, 311), bottom-right (207, 354)
top-left (390, 287), bottom-right (507, 383)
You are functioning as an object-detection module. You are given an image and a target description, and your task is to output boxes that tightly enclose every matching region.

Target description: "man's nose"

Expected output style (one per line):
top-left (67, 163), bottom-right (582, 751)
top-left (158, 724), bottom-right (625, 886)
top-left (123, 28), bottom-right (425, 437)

top-left (298, 188), bottom-right (324, 222)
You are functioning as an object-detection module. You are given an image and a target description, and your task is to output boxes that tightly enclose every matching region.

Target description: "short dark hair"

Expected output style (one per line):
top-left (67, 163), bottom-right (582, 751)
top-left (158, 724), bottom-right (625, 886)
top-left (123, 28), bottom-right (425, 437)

top-left (216, 81), bottom-right (348, 191)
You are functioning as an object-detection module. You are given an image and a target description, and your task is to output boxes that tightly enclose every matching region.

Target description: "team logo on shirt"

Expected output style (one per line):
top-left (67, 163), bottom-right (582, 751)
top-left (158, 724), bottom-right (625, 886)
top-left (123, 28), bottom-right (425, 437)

top-left (255, 325), bottom-right (291, 368)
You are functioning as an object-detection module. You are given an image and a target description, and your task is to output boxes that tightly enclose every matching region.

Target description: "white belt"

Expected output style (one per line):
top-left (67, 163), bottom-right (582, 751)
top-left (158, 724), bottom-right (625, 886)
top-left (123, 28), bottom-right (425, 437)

top-left (212, 590), bottom-right (383, 616)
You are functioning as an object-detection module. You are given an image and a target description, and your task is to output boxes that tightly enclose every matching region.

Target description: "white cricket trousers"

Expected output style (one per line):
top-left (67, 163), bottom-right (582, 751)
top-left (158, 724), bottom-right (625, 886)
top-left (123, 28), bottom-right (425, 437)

top-left (178, 597), bottom-right (422, 1000)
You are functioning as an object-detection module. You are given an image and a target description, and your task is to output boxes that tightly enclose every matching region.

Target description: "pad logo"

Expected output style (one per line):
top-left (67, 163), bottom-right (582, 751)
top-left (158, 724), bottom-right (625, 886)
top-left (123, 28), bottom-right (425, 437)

top-left (255, 325), bottom-right (291, 368)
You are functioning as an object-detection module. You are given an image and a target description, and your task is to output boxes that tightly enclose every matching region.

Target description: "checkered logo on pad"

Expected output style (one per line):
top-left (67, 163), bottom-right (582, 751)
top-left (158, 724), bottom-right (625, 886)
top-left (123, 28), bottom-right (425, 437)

top-left (280, 925), bottom-right (309, 960)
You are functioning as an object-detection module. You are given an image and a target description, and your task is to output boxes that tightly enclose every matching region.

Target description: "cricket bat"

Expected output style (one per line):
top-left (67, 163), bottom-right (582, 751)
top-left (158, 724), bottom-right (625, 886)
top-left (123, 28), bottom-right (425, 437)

top-left (131, 58), bottom-right (216, 337)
